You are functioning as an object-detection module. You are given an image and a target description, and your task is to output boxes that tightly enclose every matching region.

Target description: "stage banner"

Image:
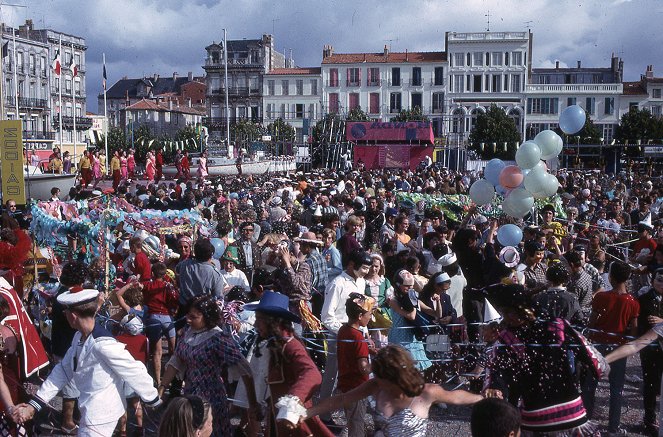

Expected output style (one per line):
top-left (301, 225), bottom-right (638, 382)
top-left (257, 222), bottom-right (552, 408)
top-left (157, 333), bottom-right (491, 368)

top-left (0, 120), bottom-right (25, 205)
top-left (346, 121), bottom-right (434, 143)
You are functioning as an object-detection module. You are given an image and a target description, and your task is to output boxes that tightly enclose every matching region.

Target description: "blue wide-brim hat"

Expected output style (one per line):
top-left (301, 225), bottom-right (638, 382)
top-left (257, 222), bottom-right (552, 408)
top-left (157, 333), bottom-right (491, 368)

top-left (244, 290), bottom-right (301, 323)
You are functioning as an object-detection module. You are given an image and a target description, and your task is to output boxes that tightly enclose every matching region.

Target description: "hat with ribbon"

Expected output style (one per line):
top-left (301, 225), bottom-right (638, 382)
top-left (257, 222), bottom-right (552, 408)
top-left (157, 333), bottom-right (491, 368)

top-left (222, 246), bottom-right (241, 265)
top-left (499, 246), bottom-right (520, 268)
top-left (56, 286), bottom-right (100, 308)
top-left (244, 291), bottom-right (301, 323)
top-left (294, 231), bottom-right (324, 246)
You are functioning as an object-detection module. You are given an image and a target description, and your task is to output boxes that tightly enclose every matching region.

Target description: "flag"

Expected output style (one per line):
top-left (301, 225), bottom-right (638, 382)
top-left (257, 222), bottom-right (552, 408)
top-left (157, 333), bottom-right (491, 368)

top-left (1, 42), bottom-right (8, 59)
top-left (102, 61), bottom-right (107, 90)
top-left (69, 60), bottom-right (77, 77)
top-left (52, 49), bottom-right (61, 76)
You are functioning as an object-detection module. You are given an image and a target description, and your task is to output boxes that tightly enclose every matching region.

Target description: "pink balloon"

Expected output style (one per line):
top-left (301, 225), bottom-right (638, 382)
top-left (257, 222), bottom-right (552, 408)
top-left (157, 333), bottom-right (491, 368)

top-left (499, 165), bottom-right (524, 189)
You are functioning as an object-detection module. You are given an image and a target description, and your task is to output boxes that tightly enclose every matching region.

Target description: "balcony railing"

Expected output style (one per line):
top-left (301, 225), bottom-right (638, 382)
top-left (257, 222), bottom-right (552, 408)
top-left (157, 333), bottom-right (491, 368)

top-left (23, 130), bottom-right (55, 140)
top-left (366, 79), bottom-right (381, 87)
top-left (208, 87), bottom-right (261, 96)
top-left (525, 84), bottom-right (623, 94)
top-left (346, 80), bottom-right (361, 87)
top-left (389, 80), bottom-right (402, 87)
top-left (5, 97), bottom-right (48, 108)
top-left (390, 107), bottom-right (402, 114)
top-left (326, 80), bottom-right (340, 87)
top-left (204, 58), bottom-right (263, 68)
top-left (409, 80), bottom-right (423, 87)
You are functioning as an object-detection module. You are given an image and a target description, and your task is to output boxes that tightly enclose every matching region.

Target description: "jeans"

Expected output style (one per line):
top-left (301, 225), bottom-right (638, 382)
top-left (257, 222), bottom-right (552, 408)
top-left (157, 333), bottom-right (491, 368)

top-left (582, 345), bottom-right (627, 432)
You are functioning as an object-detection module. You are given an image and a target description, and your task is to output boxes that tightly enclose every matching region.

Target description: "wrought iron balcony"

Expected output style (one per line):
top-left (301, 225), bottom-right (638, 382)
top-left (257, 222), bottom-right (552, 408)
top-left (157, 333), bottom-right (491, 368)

top-left (23, 130), bottom-right (55, 140)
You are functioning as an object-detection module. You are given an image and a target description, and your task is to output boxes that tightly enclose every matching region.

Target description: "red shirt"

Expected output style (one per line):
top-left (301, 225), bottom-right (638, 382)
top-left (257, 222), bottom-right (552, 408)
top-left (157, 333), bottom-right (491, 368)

top-left (116, 333), bottom-right (149, 364)
top-left (132, 251), bottom-right (152, 280)
top-left (633, 237), bottom-right (657, 256)
top-left (590, 291), bottom-right (640, 345)
top-left (142, 279), bottom-right (177, 315)
top-left (337, 324), bottom-right (369, 393)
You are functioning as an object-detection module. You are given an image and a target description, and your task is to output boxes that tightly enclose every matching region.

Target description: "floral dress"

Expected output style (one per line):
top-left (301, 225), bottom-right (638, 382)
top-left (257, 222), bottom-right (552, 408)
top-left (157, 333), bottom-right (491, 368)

top-left (167, 327), bottom-right (243, 437)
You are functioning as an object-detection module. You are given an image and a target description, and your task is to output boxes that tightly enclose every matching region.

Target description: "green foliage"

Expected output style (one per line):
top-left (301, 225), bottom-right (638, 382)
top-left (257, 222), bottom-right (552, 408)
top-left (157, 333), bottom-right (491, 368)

top-left (266, 118), bottom-right (296, 142)
top-left (312, 113), bottom-right (343, 144)
top-left (392, 106), bottom-right (429, 122)
top-left (468, 105), bottom-right (521, 159)
top-left (615, 107), bottom-right (663, 143)
top-left (232, 119), bottom-right (265, 145)
top-left (95, 127), bottom-right (127, 154)
top-left (346, 106), bottom-right (371, 122)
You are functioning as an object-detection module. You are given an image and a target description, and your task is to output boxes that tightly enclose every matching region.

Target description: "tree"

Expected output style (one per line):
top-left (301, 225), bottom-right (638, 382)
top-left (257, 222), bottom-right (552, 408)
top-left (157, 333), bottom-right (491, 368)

top-left (392, 106), bottom-right (429, 122)
top-left (615, 108), bottom-right (663, 156)
top-left (232, 119), bottom-right (265, 146)
top-left (468, 104), bottom-right (521, 159)
top-left (132, 124), bottom-right (155, 162)
top-left (267, 118), bottom-right (296, 142)
top-left (94, 126), bottom-right (126, 155)
top-left (346, 106), bottom-right (370, 122)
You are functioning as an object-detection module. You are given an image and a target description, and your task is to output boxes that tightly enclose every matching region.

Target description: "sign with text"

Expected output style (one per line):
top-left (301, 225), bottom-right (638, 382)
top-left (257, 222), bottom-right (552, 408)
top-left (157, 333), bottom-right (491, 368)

top-left (346, 121), bottom-right (434, 143)
top-left (644, 146), bottom-right (663, 157)
top-left (0, 121), bottom-right (26, 204)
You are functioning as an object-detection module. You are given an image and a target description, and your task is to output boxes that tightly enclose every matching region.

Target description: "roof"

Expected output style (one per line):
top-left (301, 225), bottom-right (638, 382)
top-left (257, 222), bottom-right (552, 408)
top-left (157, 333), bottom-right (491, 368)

top-left (124, 99), bottom-right (205, 115)
top-left (267, 67), bottom-right (321, 75)
top-left (322, 51), bottom-right (446, 64)
top-left (623, 81), bottom-right (648, 96)
top-left (105, 76), bottom-right (199, 99)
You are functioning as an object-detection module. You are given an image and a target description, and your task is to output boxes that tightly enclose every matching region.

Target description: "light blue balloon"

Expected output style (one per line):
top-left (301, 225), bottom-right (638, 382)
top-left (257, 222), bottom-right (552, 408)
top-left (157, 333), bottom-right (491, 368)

top-left (469, 179), bottom-right (496, 205)
top-left (497, 224), bottom-right (524, 247)
top-left (210, 238), bottom-right (226, 259)
top-left (496, 184), bottom-right (509, 196)
top-left (515, 141), bottom-right (542, 169)
top-left (484, 159), bottom-right (506, 187)
top-left (559, 104), bottom-right (586, 135)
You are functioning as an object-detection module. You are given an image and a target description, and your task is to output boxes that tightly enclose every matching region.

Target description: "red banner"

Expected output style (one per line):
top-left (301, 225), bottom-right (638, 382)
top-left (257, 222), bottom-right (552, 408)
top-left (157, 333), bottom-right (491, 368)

top-left (346, 121), bottom-right (434, 143)
top-left (354, 145), bottom-right (432, 171)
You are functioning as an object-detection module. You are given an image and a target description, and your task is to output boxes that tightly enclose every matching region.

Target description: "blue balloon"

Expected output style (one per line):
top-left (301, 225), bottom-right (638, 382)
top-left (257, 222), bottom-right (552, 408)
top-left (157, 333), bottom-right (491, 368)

top-left (559, 104), bottom-right (586, 135)
top-left (497, 224), bottom-right (524, 247)
top-left (496, 184), bottom-right (509, 196)
top-left (210, 238), bottom-right (226, 259)
top-left (484, 159), bottom-right (506, 187)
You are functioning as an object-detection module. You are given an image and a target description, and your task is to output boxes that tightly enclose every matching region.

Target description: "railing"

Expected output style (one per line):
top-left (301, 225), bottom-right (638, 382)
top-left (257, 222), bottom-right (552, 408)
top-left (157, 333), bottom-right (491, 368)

top-left (204, 58), bottom-right (263, 68)
top-left (389, 80), bottom-right (402, 87)
top-left (525, 84), bottom-right (623, 93)
top-left (5, 97), bottom-right (48, 108)
top-left (366, 79), bottom-right (381, 86)
top-left (346, 80), bottom-right (361, 87)
top-left (207, 87), bottom-right (261, 96)
top-left (23, 130), bottom-right (55, 140)
top-left (409, 80), bottom-right (423, 87)
top-left (390, 107), bottom-right (401, 114)
top-left (447, 32), bottom-right (529, 41)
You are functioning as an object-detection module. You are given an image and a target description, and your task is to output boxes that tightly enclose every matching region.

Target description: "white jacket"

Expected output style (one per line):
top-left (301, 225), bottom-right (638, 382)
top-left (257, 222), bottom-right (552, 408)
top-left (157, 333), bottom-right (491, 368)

top-left (321, 272), bottom-right (366, 334)
top-left (31, 324), bottom-right (159, 425)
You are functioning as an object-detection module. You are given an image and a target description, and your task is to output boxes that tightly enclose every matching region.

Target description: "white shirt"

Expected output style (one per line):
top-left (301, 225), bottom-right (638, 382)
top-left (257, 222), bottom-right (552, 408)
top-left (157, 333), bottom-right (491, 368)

top-left (448, 273), bottom-right (467, 318)
top-left (321, 271), bottom-right (366, 334)
top-left (221, 268), bottom-right (250, 293)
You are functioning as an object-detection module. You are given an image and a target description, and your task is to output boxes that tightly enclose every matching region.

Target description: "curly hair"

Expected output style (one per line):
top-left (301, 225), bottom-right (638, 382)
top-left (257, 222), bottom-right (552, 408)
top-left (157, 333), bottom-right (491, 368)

top-left (60, 261), bottom-right (89, 288)
top-left (372, 345), bottom-right (425, 397)
top-left (122, 286), bottom-right (144, 308)
top-left (185, 295), bottom-right (221, 329)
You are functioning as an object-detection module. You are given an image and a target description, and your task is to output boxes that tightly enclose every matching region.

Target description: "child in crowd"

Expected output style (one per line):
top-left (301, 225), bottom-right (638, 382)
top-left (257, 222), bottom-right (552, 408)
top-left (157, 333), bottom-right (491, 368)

top-left (337, 293), bottom-right (377, 436)
top-left (471, 398), bottom-right (521, 437)
top-left (114, 280), bottom-right (145, 323)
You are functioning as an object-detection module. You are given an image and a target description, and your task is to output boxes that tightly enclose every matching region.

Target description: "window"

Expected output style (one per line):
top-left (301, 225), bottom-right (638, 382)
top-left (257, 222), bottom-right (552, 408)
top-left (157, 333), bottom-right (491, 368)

top-left (466, 53), bottom-right (471, 66)
top-left (75, 79), bottom-right (81, 96)
top-left (347, 68), bottom-right (360, 86)
top-left (453, 53), bottom-right (464, 67)
top-left (652, 105), bottom-right (662, 116)
top-left (564, 74), bottom-right (576, 84)
top-left (452, 75), bottom-right (464, 93)
top-left (473, 75), bottom-right (482, 92)
top-left (452, 108), bottom-right (464, 133)
top-left (629, 102), bottom-right (639, 111)
top-left (329, 68), bottom-right (339, 87)
top-left (267, 80), bottom-right (275, 95)
top-left (567, 97), bottom-right (576, 106)
top-left (65, 78), bottom-right (72, 93)
top-left (281, 80), bottom-right (289, 95)
top-left (485, 52), bottom-right (490, 66)
top-left (511, 51), bottom-right (522, 66)
top-left (391, 67), bottom-right (400, 86)
top-left (349, 93), bottom-right (359, 111)
top-left (411, 67), bottom-right (422, 86)
top-left (527, 98), bottom-right (559, 114)
top-left (585, 97), bottom-right (595, 115)
top-left (491, 75), bottom-right (501, 93)
top-left (367, 67), bottom-right (380, 86)
top-left (266, 103), bottom-right (275, 119)
top-left (295, 104), bottom-right (304, 118)
top-left (491, 52), bottom-right (503, 66)
top-left (485, 74), bottom-right (490, 91)
top-left (504, 52), bottom-right (510, 66)
top-left (64, 51), bottom-right (72, 65)
top-left (653, 88), bottom-right (662, 99)
top-left (328, 93), bottom-right (339, 113)
top-left (473, 52), bottom-right (483, 66)
top-left (369, 93), bottom-right (379, 114)
top-left (466, 75), bottom-right (471, 91)
top-left (280, 104), bottom-right (286, 118)
top-left (604, 97), bottom-right (614, 115)
top-left (603, 124), bottom-right (615, 142)
top-left (411, 92), bottom-right (422, 109)
top-left (390, 92), bottom-right (401, 113)
top-left (296, 80), bottom-right (303, 95)
top-left (17, 52), bottom-right (23, 72)
top-left (432, 92), bottom-right (444, 113)
top-left (41, 56), bottom-right (46, 76)
top-left (74, 53), bottom-right (81, 67)
top-left (503, 74), bottom-right (509, 91)
top-left (310, 79), bottom-right (318, 95)
top-left (511, 74), bottom-right (522, 93)
top-left (308, 103), bottom-right (316, 119)
top-left (29, 54), bottom-right (35, 74)
top-left (434, 67), bottom-right (444, 86)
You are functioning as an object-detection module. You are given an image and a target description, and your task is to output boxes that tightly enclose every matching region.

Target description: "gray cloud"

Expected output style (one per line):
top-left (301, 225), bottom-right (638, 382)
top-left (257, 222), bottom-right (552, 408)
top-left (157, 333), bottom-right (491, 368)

top-left (15, 0), bottom-right (663, 113)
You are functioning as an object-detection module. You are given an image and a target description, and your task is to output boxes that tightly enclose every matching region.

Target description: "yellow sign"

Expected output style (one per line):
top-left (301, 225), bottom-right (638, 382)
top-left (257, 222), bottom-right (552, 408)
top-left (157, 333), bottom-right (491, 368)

top-left (0, 120), bottom-right (26, 205)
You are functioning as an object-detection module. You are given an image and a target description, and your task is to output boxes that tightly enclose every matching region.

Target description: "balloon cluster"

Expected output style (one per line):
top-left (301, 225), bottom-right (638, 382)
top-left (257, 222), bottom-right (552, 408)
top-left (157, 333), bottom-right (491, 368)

top-left (469, 129), bottom-right (568, 219)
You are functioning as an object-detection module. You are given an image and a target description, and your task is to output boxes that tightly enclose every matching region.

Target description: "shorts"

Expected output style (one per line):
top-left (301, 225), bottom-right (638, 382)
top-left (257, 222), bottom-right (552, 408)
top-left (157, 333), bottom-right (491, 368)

top-left (144, 314), bottom-right (176, 344)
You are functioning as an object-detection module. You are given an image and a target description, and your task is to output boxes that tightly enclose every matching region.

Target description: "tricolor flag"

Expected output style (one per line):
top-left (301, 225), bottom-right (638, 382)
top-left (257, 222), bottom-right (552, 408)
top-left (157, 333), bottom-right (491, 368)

top-left (102, 60), bottom-right (107, 90)
top-left (69, 60), bottom-right (77, 77)
top-left (52, 49), bottom-right (61, 76)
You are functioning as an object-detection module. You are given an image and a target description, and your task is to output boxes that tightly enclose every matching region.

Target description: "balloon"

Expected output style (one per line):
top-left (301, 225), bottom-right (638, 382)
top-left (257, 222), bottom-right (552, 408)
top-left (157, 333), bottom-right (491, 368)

top-left (541, 173), bottom-right (560, 197)
top-left (559, 104), bottom-right (586, 135)
top-left (497, 224), bottom-right (524, 247)
top-left (535, 130), bottom-right (564, 160)
top-left (504, 187), bottom-right (535, 218)
top-left (515, 141), bottom-right (542, 169)
top-left (499, 165), bottom-right (524, 189)
top-left (496, 184), bottom-right (510, 196)
top-left (523, 166), bottom-right (548, 194)
top-left (469, 179), bottom-right (496, 205)
top-left (210, 238), bottom-right (226, 259)
top-left (532, 160), bottom-right (548, 173)
top-left (484, 159), bottom-right (506, 187)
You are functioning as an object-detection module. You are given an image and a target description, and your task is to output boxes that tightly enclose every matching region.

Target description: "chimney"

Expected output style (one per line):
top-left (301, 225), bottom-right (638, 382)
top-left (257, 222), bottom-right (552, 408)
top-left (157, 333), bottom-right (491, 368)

top-left (322, 45), bottom-right (334, 59)
top-left (577, 60), bottom-right (581, 69)
top-left (646, 65), bottom-right (654, 79)
top-left (555, 61), bottom-right (559, 69)
top-left (188, 71), bottom-right (193, 81)
top-left (153, 73), bottom-right (158, 82)
top-left (405, 49), bottom-right (408, 62)
top-left (384, 45), bottom-right (388, 57)
top-left (169, 100), bottom-right (173, 110)
top-left (173, 72), bottom-right (178, 81)
top-left (188, 98), bottom-right (192, 108)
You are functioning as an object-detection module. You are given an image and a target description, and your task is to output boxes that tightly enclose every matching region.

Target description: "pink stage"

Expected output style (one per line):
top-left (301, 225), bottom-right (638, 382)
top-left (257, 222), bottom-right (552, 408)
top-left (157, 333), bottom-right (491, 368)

top-left (354, 145), bottom-right (433, 170)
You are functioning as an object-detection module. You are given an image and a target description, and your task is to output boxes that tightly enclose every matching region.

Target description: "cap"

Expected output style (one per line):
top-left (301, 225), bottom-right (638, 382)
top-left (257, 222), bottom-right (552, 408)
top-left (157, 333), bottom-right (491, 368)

top-left (396, 269), bottom-right (415, 287)
top-left (438, 253), bottom-right (457, 267)
top-left (386, 207), bottom-right (398, 217)
top-left (434, 272), bottom-right (452, 284)
top-left (499, 246), bottom-right (520, 268)
top-left (56, 287), bottom-right (100, 309)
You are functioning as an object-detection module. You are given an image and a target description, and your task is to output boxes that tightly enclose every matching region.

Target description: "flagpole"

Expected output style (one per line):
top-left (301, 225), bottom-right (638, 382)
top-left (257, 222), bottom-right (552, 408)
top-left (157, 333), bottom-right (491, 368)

top-left (103, 53), bottom-right (108, 169)
top-left (12, 28), bottom-right (18, 123)
top-left (71, 43), bottom-right (77, 160)
top-left (0, 25), bottom-right (5, 121)
top-left (223, 28), bottom-right (230, 156)
top-left (58, 35), bottom-right (63, 150)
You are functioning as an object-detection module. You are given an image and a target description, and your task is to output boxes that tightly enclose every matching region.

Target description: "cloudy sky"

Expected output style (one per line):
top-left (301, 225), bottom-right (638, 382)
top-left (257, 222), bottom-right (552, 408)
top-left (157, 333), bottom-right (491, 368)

top-left (7, 0), bottom-right (662, 113)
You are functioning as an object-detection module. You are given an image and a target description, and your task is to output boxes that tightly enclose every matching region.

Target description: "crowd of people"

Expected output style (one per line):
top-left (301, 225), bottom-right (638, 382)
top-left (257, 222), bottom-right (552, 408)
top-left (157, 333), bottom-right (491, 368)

top-left (0, 152), bottom-right (661, 436)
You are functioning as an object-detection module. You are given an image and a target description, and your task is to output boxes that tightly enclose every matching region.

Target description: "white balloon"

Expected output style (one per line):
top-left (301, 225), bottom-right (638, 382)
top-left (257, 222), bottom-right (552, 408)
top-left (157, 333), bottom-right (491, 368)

top-left (469, 179), bottom-right (496, 205)
top-left (524, 166), bottom-right (547, 194)
top-left (541, 173), bottom-right (560, 197)
top-left (508, 187), bottom-right (535, 216)
top-left (535, 130), bottom-right (564, 160)
top-left (515, 141), bottom-right (542, 169)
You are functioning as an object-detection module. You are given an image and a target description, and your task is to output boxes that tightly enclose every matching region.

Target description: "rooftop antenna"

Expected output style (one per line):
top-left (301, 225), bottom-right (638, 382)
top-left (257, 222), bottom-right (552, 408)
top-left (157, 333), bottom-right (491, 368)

top-left (271, 18), bottom-right (279, 35)
top-left (383, 37), bottom-right (398, 51)
top-left (485, 10), bottom-right (491, 31)
top-left (524, 20), bottom-right (533, 31)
